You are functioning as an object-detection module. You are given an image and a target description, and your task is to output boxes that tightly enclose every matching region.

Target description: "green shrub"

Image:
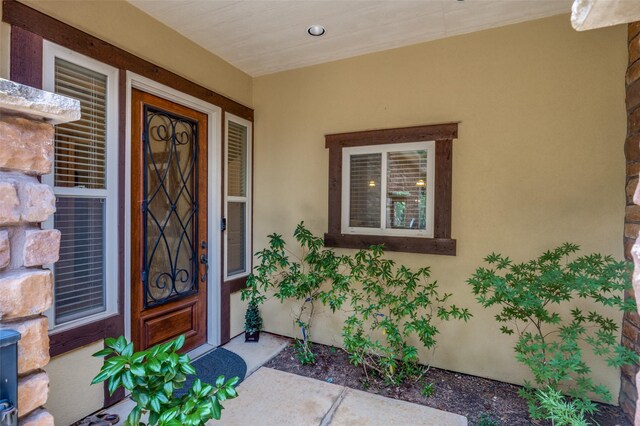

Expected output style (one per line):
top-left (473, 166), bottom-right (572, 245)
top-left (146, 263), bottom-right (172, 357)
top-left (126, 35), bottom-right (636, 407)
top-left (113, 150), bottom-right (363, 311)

top-left (420, 382), bottom-right (435, 398)
top-left (91, 335), bottom-right (238, 426)
top-left (342, 245), bottom-right (471, 385)
top-left (240, 222), bottom-right (350, 364)
top-left (536, 386), bottom-right (589, 426)
top-left (476, 413), bottom-right (500, 426)
top-left (244, 301), bottom-right (263, 334)
top-left (467, 243), bottom-right (637, 421)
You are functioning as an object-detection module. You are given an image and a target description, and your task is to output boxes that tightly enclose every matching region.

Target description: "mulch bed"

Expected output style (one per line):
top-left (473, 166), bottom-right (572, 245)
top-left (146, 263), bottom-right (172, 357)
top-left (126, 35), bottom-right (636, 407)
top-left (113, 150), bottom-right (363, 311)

top-left (264, 339), bottom-right (631, 426)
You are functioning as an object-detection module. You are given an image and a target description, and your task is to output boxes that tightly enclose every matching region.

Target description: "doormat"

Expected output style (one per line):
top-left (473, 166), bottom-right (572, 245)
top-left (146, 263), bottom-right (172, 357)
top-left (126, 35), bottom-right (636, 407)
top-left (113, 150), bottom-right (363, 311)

top-left (175, 348), bottom-right (247, 397)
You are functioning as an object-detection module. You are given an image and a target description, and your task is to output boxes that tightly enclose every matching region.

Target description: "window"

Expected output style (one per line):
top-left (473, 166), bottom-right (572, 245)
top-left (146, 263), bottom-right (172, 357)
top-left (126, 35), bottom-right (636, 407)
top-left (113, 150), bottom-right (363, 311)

top-left (224, 114), bottom-right (252, 280)
top-left (343, 142), bottom-right (435, 237)
top-left (325, 123), bottom-right (458, 255)
top-left (42, 41), bottom-right (119, 331)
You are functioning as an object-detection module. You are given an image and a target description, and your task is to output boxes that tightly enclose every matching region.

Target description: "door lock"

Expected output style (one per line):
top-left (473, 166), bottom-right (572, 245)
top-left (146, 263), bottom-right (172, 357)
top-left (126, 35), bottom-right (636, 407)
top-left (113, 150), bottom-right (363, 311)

top-left (200, 254), bottom-right (208, 282)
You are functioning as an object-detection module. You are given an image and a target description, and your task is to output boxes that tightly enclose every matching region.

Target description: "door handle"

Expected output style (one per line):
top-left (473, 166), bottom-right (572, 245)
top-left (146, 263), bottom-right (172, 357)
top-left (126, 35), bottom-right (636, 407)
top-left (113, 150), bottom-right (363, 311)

top-left (200, 254), bottom-right (208, 282)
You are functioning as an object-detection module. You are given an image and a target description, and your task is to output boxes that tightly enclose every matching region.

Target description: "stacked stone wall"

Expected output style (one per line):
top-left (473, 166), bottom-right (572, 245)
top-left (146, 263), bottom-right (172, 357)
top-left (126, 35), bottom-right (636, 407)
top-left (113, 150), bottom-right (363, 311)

top-left (0, 79), bottom-right (79, 425)
top-left (622, 21), bottom-right (640, 425)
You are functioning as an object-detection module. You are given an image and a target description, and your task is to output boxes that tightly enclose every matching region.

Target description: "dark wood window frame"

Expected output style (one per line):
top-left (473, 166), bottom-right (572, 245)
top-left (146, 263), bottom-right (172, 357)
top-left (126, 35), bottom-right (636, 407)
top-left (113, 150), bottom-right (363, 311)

top-left (325, 122), bottom-right (458, 255)
top-left (3, 0), bottom-right (253, 382)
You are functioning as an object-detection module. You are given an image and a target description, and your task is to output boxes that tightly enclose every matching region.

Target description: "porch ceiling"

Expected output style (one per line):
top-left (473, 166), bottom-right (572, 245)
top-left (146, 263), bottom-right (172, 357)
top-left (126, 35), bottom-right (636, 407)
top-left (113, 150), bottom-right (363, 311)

top-left (127, 0), bottom-right (572, 77)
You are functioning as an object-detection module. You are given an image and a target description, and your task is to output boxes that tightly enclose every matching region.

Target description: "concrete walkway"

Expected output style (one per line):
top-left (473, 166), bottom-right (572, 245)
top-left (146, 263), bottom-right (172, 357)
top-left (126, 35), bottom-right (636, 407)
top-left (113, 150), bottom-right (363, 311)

top-left (217, 367), bottom-right (467, 426)
top-left (101, 333), bottom-right (467, 425)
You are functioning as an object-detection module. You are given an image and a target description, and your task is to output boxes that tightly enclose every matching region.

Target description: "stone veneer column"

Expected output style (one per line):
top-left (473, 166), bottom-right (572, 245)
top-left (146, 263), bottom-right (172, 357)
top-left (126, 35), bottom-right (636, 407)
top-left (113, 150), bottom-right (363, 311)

top-left (0, 79), bottom-right (80, 425)
top-left (623, 21), bottom-right (640, 425)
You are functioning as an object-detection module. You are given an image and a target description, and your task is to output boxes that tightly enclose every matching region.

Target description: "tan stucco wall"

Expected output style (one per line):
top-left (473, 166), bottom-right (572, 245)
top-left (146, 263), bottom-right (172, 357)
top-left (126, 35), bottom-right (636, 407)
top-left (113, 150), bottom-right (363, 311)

top-left (15, 0), bottom-right (253, 106)
top-left (44, 341), bottom-right (104, 426)
top-left (250, 14), bottom-right (628, 399)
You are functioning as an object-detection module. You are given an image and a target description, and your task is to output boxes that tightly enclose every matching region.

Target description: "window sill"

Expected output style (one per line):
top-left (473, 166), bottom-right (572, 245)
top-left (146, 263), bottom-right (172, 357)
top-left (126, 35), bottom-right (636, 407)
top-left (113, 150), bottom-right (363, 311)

top-left (324, 233), bottom-right (456, 255)
top-left (225, 275), bottom-right (248, 293)
top-left (49, 313), bottom-right (123, 357)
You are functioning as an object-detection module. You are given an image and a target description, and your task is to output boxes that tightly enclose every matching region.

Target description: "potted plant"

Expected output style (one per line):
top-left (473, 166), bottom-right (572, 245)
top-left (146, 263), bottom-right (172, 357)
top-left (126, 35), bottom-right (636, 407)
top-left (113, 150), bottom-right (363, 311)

top-left (91, 334), bottom-right (239, 426)
top-left (244, 301), bottom-right (263, 342)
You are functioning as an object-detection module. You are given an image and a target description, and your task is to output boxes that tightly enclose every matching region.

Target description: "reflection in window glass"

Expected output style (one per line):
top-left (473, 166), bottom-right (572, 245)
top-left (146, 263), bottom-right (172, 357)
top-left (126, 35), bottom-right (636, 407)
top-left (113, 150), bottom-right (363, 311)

top-left (386, 150), bottom-right (427, 230)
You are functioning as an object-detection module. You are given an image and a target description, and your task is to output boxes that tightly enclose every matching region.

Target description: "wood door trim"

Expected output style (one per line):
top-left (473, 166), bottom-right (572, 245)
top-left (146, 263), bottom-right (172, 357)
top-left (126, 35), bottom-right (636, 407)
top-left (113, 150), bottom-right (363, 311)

top-left (131, 89), bottom-right (208, 352)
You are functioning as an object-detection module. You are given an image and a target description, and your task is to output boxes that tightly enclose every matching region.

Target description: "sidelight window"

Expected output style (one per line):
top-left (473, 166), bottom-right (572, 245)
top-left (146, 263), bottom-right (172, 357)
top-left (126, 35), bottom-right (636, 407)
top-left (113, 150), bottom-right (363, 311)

top-left (224, 114), bottom-right (252, 279)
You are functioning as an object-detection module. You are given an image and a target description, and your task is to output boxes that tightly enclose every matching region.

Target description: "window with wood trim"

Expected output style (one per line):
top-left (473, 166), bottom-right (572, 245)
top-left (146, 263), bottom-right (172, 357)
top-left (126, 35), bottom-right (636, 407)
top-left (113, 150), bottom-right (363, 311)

top-left (224, 114), bottom-right (252, 280)
top-left (325, 123), bottom-right (458, 255)
top-left (42, 41), bottom-right (119, 331)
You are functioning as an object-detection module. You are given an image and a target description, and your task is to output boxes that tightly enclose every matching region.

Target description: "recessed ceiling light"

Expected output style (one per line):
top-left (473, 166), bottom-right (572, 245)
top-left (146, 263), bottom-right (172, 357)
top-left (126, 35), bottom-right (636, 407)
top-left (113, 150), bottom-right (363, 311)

top-left (307, 25), bottom-right (326, 37)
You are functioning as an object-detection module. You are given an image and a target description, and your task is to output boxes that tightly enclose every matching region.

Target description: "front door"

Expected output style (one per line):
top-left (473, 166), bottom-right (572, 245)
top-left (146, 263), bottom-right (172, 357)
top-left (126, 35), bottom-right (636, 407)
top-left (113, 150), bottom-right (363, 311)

top-left (131, 89), bottom-right (208, 352)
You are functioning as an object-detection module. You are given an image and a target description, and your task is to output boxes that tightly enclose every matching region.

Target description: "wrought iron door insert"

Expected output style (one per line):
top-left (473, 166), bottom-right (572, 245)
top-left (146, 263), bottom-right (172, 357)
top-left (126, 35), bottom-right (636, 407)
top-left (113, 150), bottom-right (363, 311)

top-left (142, 105), bottom-right (199, 308)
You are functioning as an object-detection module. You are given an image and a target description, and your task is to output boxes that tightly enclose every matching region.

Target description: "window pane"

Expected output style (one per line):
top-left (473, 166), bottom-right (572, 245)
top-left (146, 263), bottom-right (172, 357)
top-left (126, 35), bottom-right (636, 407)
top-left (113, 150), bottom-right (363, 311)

top-left (227, 202), bottom-right (246, 276)
top-left (386, 150), bottom-right (428, 230)
top-left (54, 196), bottom-right (106, 324)
top-left (350, 153), bottom-right (381, 228)
top-left (144, 108), bottom-right (198, 306)
top-left (54, 58), bottom-right (108, 189)
top-left (227, 121), bottom-right (247, 197)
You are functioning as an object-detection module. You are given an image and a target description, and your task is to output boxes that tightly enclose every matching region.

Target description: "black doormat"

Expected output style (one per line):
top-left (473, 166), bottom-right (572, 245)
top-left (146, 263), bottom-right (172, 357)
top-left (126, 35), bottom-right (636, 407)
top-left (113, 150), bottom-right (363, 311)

top-left (175, 348), bottom-right (247, 397)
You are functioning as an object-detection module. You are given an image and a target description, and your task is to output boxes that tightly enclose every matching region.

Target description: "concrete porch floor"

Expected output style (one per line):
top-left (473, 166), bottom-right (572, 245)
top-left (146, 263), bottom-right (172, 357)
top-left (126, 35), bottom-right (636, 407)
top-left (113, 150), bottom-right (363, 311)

top-left (99, 333), bottom-right (467, 425)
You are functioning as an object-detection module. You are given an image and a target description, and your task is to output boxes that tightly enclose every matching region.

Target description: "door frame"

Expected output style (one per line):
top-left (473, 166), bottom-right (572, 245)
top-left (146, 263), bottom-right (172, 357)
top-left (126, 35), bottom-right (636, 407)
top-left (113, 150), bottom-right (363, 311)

top-left (124, 72), bottom-right (222, 347)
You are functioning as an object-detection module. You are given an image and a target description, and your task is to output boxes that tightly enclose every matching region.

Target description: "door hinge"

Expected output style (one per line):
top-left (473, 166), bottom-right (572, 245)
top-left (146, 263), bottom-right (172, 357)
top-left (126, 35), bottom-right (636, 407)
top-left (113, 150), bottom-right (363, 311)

top-left (221, 218), bottom-right (226, 232)
top-left (141, 200), bottom-right (147, 212)
top-left (141, 270), bottom-right (147, 283)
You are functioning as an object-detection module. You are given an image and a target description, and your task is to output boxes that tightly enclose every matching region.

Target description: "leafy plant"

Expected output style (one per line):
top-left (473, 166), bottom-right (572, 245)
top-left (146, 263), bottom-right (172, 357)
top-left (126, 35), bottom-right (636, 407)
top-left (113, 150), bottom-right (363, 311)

top-left (536, 386), bottom-right (589, 426)
top-left (241, 222), bottom-right (350, 364)
top-left (244, 301), bottom-right (263, 334)
top-left (342, 245), bottom-right (471, 385)
top-left (91, 335), bottom-right (239, 426)
top-left (467, 243), bottom-right (637, 421)
top-left (420, 382), bottom-right (435, 398)
top-left (476, 413), bottom-right (500, 426)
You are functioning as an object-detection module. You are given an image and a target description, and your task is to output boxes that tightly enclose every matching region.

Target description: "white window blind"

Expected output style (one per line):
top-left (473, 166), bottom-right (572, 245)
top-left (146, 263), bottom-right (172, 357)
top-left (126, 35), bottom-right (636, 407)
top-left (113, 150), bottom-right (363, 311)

top-left (43, 41), bottom-right (118, 331)
top-left (343, 141), bottom-right (435, 238)
top-left (54, 58), bottom-right (107, 190)
top-left (349, 153), bottom-right (381, 228)
top-left (227, 121), bottom-right (247, 198)
top-left (225, 117), bottom-right (252, 279)
top-left (54, 197), bottom-right (106, 323)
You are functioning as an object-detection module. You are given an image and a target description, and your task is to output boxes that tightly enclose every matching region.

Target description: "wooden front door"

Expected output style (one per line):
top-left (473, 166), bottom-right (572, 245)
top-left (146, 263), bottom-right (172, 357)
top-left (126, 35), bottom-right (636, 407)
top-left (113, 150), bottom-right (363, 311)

top-left (131, 89), bottom-right (208, 352)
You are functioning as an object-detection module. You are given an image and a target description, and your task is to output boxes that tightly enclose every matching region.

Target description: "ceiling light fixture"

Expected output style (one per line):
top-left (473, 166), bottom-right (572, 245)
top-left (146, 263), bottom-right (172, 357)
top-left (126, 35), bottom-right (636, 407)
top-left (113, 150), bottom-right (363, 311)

top-left (307, 25), bottom-right (326, 37)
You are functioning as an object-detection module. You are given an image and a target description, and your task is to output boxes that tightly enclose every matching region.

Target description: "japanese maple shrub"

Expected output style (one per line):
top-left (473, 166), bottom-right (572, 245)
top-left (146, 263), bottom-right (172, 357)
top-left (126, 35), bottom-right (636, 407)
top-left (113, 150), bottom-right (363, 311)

top-left (342, 245), bottom-right (471, 385)
top-left (467, 243), bottom-right (637, 423)
top-left (91, 335), bottom-right (238, 426)
top-left (241, 222), bottom-right (350, 364)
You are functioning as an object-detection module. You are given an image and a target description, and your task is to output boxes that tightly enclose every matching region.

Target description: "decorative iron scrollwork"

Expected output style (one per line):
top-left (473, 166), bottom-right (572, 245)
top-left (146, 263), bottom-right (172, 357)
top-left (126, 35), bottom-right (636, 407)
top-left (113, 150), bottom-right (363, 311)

top-left (142, 106), bottom-right (199, 308)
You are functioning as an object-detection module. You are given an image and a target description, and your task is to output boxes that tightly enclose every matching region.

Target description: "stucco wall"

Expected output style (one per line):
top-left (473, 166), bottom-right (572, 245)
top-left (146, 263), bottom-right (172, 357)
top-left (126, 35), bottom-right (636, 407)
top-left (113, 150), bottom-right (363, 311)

top-left (251, 14), bottom-right (628, 399)
top-left (44, 342), bottom-right (104, 426)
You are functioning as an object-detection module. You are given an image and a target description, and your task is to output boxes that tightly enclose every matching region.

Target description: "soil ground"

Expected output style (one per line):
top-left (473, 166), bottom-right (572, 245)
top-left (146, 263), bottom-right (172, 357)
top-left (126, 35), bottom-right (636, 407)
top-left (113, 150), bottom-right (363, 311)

top-left (265, 339), bottom-right (631, 426)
